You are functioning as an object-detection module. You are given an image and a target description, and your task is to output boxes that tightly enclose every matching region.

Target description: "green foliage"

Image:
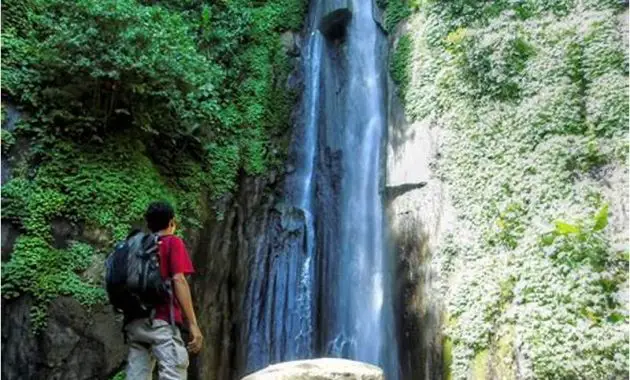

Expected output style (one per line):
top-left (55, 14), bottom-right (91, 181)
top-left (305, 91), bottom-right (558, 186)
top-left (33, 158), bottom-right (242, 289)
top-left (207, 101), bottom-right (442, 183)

top-left (382, 0), bottom-right (413, 32)
top-left (406, 2), bottom-right (628, 378)
top-left (491, 202), bottom-right (526, 249)
top-left (1, 103), bottom-right (7, 124)
top-left (2, 0), bottom-right (304, 199)
top-left (419, 0), bottom-right (625, 46)
top-left (391, 34), bottom-right (413, 102)
top-left (206, 142), bottom-right (241, 200)
top-left (3, 138), bottom-right (179, 240)
top-left (110, 370), bottom-right (126, 380)
top-left (2, 237), bottom-right (105, 331)
top-left (541, 205), bottom-right (611, 270)
top-left (2, 0), bottom-right (221, 140)
top-left (443, 336), bottom-right (453, 380)
top-left (1, 0), bottom-right (306, 331)
top-left (1, 129), bottom-right (16, 154)
top-left (472, 349), bottom-right (489, 379)
top-left (444, 22), bottom-right (534, 102)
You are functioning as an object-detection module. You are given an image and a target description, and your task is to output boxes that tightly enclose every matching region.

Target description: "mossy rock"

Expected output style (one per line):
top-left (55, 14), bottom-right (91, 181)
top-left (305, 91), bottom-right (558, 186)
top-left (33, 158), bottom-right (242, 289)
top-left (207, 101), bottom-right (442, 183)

top-left (492, 325), bottom-right (516, 380)
top-left (472, 349), bottom-right (489, 380)
top-left (443, 336), bottom-right (453, 380)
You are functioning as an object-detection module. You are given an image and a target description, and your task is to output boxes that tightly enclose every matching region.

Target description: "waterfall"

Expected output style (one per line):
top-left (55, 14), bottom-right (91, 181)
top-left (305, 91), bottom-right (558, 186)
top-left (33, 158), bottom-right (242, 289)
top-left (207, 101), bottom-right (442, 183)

top-left (319, 0), bottom-right (400, 378)
top-left (242, 0), bottom-right (400, 378)
top-left (241, 11), bottom-right (324, 374)
top-left (287, 26), bottom-right (324, 359)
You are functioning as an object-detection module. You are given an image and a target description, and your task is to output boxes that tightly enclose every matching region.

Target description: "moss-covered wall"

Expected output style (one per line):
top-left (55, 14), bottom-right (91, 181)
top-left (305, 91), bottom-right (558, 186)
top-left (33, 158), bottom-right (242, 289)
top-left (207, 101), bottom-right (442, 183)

top-left (388, 0), bottom-right (628, 378)
top-left (0, 0), bottom-right (305, 338)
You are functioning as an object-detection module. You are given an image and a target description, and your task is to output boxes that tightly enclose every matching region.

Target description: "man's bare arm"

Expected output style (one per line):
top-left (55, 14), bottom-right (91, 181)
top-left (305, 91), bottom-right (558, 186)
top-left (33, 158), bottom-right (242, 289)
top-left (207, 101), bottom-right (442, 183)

top-left (173, 273), bottom-right (203, 353)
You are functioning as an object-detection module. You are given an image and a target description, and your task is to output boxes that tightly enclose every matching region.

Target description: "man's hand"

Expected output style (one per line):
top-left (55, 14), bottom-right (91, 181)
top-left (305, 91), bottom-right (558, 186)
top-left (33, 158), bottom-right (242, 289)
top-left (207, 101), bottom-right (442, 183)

top-left (187, 324), bottom-right (203, 354)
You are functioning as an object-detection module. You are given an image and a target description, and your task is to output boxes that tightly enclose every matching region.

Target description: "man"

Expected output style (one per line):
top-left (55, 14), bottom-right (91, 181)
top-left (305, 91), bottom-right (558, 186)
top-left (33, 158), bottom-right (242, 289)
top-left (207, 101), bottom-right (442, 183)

top-left (125, 201), bottom-right (203, 379)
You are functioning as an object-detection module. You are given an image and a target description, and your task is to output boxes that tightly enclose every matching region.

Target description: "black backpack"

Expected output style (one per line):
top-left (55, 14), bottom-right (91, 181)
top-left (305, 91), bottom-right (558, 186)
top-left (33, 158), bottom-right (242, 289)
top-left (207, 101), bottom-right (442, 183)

top-left (105, 231), bottom-right (170, 320)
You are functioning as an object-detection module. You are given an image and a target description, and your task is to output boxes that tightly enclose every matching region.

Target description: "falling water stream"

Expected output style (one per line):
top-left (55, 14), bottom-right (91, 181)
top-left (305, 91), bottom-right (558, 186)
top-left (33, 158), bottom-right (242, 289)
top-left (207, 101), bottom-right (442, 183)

top-left (321, 0), bottom-right (399, 378)
top-left (243, 0), bottom-right (399, 378)
top-left (241, 11), bottom-right (323, 373)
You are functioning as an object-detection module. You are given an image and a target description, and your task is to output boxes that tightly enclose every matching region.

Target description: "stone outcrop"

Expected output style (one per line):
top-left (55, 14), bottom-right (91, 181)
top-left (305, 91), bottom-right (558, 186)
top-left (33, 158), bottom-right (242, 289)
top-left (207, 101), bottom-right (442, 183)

top-left (186, 172), bottom-right (285, 380)
top-left (319, 1), bottom-right (352, 40)
top-left (1, 296), bottom-right (126, 380)
top-left (385, 23), bottom-right (456, 380)
top-left (241, 358), bottom-right (384, 380)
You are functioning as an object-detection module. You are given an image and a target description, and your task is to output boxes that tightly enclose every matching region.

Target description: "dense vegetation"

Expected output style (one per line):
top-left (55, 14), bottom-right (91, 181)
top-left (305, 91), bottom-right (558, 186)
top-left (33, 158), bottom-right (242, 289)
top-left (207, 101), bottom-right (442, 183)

top-left (393, 0), bottom-right (628, 378)
top-left (1, 0), bottom-right (305, 330)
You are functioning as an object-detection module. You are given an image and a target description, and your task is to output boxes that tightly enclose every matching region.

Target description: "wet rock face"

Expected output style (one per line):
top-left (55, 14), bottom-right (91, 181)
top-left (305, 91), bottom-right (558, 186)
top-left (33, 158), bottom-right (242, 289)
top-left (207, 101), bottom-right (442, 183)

top-left (319, 8), bottom-right (352, 40)
top-left (319, 0), bottom-right (352, 40)
top-left (241, 358), bottom-right (384, 380)
top-left (188, 173), bottom-right (284, 380)
top-left (1, 221), bottom-right (20, 262)
top-left (1, 296), bottom-right (125, 380)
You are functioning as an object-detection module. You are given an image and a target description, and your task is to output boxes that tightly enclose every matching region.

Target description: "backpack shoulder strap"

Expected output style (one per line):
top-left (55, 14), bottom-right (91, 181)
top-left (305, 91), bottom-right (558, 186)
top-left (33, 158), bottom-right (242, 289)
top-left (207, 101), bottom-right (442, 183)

top-left (157, 234), bottom-right (176, 328)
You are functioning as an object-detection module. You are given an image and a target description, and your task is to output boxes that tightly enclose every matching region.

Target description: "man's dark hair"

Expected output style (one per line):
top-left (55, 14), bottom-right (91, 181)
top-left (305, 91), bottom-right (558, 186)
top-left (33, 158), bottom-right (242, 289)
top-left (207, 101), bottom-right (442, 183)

top-left (145, 201), bottom-right (175, 232)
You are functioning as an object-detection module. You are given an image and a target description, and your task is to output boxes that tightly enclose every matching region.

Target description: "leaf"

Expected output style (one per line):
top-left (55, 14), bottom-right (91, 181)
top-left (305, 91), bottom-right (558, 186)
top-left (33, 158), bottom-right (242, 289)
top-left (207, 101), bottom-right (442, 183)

top-left (496, 218), bottom-right (505, 229)
top-left (593, 204), bottom-right (609, 231)
top-left (554, 220), bottom-right (581, 235)
top-left (540, 232), bottom-right (556, 246)
top-left (607, 312), bottom-right (625, 323)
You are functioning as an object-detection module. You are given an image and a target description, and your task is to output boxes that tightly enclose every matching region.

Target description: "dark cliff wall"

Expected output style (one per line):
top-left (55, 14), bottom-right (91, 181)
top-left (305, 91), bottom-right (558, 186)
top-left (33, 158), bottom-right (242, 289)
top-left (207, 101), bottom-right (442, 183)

top-left (0, 171), bottom-right (286, 380)
top-left (189, 173), bottom-right (283, 380)
top-left (0, 174), bottom-right (270, 380)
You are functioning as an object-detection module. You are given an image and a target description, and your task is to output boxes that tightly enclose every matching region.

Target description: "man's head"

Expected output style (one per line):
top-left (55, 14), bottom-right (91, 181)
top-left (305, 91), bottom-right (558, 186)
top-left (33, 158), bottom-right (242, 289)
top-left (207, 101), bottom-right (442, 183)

top-left (145, 201), bottom-right (176, 234)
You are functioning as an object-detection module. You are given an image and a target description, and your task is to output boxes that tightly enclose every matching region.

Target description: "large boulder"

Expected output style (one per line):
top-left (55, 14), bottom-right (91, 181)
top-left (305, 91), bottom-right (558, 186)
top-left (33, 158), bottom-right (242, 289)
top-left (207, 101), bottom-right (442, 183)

top-left (1, 296), bottom-right (126, 380)
top-left (241, 358), bottom-right (384, 380)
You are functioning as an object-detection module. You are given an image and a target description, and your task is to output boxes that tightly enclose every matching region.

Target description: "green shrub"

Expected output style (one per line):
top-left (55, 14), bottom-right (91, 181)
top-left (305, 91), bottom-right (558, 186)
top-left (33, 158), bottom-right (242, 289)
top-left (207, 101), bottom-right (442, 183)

top-left (2, 237), bottom-right (105, 331)
top-left (2, 0), bottom-right (220, 140)
top-left (1, 129), bottom-right (16, 154)
top-left (384, 0), bottom-right (412, 32)
top-left (391, 34), bottom-right (413, 102)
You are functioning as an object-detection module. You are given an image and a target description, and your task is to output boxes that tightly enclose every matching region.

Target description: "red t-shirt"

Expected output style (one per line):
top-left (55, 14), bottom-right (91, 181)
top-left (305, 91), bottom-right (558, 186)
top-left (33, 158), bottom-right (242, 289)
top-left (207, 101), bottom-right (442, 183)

top-left (155, 235), bottom-right (195, 324)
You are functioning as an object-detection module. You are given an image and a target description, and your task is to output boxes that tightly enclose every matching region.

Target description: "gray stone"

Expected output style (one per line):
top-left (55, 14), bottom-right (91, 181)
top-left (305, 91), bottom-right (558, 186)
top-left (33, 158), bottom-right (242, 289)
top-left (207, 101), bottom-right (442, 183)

top-left (372, 0), bottom-right (387, 34)
top-left (1, 154), bottom-right (10, 185)
top-left (42, 319), bottom-right (81, 366)
top-left (241, 358), bottom-right (384, 380)
top-left (81, 253), bottom-right (106, 285)
top-left (1, 296), bottom-right (38, 380)
top-left (385, 181), bottom-right (427, 201)
top-left (189, 174), bottom-right (283, 380)
top-left (51, 217), bottom-right (79, 249)
top-left (1, 296), bottom-right (126, 380)
top-left (81, 225), bottom-right (112, 247)
top-left (385, 19), bottom-right (456, 379)
top-left (1, 220), bottom-right (20, 262)
top-left (280, 31), bottom-right (301, 57)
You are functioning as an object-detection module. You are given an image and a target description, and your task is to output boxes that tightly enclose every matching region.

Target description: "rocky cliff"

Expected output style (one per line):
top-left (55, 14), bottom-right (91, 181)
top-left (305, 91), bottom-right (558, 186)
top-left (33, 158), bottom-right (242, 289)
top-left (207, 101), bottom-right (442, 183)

top-left (0, 5), bottom-right (305, 376)
top-left (386, 2), bottom-right (629, 379)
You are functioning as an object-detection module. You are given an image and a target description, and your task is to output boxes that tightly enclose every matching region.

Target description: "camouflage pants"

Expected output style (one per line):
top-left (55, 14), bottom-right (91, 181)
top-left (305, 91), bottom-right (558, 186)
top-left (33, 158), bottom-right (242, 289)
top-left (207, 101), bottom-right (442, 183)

top-left (125, 318), bottom-right (189, 380)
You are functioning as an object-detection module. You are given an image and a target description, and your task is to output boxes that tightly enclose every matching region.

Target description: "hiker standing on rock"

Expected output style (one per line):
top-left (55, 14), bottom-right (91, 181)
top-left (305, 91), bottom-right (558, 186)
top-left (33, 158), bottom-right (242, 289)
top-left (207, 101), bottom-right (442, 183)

top-left (106, 201), bottom-right (203, 379)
